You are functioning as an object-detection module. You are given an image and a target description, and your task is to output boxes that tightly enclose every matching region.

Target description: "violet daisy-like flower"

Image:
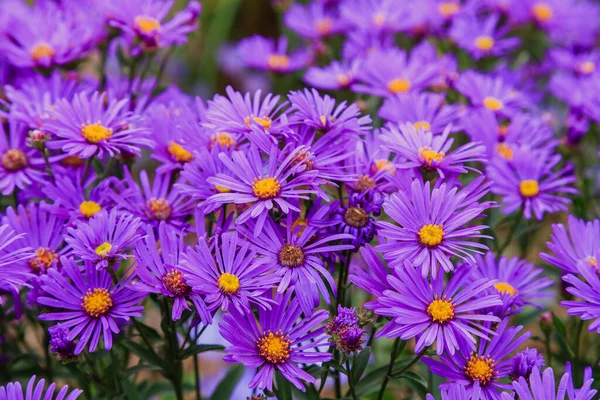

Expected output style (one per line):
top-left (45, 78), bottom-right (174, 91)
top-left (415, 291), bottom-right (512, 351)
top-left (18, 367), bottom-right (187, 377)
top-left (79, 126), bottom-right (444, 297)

top-left (48, 324), bottom-right (77, 362)
top-left (0, 375), bottom-right (82, 400)
top-left (304, 60), bottom-right (361, 91)
top-left (349, 244), bottom-right (395, 311)
top-left (339, 0), bottom-right (406, 32)
top-left (179, 232), bottom-right (279, 314)
top-left (38, 257), bottom-right (145, 354)
top-left (540, 215), bottom-right (600, 275)
top-left (284, 2), bottom-right (346, 40)
top-left (219, 291), bottom-right (332, 392)
top-left (509, 348), bottom-right (545, 381)
top-left (426, 382), bottom-right (484, 400)
top-left (206, 144), bottom-right (321, 235)
top-left (562, 257), bottom-right (600, 334)
top-left (549, 48), bottom-right (600, 78)
top-left (0, 224), bottom-right (33, 302)
top-left (381, 123), bottom-right (485, 180)
top-left (378, 92), bottom-right (460, 134)
top-left (240, 214), bottom-right (354, 315)
top-left (44, 91), bottom-right (152, 159)
top-left (486, 147), bottom-right (577, 220)
top-left (468, 252), bottom-right (553, 317)
top-left (65, 208), bottom-right (144, 270)
top-left (377, 178), bottom-right (492, 277)
top-left (450, 14), bottom-right (519, 60)
top-left (132, 223), bottom-right (210, 322)
top-left (375, 263), bottom-right (501, 355)
top-left (237, 35), bottom-right (311, 74)
top-left (423, 319), bottom-right (531, 399)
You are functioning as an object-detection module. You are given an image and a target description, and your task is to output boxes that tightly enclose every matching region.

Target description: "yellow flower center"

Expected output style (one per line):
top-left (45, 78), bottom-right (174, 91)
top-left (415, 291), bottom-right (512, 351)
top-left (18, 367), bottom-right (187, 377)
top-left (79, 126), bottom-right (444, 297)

top-left (587, 256), bottom-right (598, 267)
top-left (532, 3), bottom-right (553, 22)
top-left (162, 269), bottom-right (191, 296)
top-left (475, 36), bottom-right (495, 51)
top-left (414, 121), bottom-right (432, 131)
top-left (148, 198), bottom-right (171, 221)
top-left (387, 78), bottom-right (412, 94)
top-left (494, 282), bottom-right (517, 296)
top-left (373, 13), bottom-right (386, 26)
top-left (267, 54), bottom-right (290, 71)
top-left (252, 176), bottom-right (280, 199)
top-left (465, 354), bottom-right (495, 385)
top-left (375, 159), bottom-right (394, 172)
top-left (483, 96), bottom-right (504, 111)
top-left (244, 116), bottom-right (272, 130)
top-left (495, 143), bottom-right (513, 160)
top-left (344, 207), bottom-right (369, 228)
top-left (168, 142), bottom-right (193, 163)
top-left (210, 132), bottom-right (237, 149)
top-left (217, 272), bottom-right (241, 294)
top-left (214, 185), bottom-right (231, 193)
top-left (95, 242), bottom-right (112, 258)
top-left (30, 42), bottom-right (55, 62)
top-left (257, 331), bottom-right (291, 364)
top-left (134, 15), bottom-right (161, 34)
top-left (337, 74), bottom-right (351, 87)
top-left (278, 243), bottom-right (306, 268)
top-left (419, 147), bottom-right (445, 166)
top-left (79, 201), bottom-right (102, 218)
top-left (438, 2), bottom-right (461, 17)
top-left (316, 18), bottom-right (333, 35)
top-left (82, 288), bottom-right (113, 318)
top-left (355, 175), bottom-right (376, 191)
top-left (28, 247), bottom-right (59, 274)
top-left (578, 61), bottom-right (595, 75)
top-left (418, 224), bottom-right (444, 247)
top-left (519, 180), bottom-right (539, 198)
top-left (81, 123), bottom-right (113, 144)
top-left (427, 296), bottom-right (455, 323)
top-left (2, 149), bottom-right (27, 171)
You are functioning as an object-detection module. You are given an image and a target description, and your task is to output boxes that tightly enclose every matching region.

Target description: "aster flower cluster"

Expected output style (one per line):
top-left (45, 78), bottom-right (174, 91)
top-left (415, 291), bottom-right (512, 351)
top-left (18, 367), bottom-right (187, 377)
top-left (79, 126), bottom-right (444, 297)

top-left (1, 0), bottom-right (600, 398)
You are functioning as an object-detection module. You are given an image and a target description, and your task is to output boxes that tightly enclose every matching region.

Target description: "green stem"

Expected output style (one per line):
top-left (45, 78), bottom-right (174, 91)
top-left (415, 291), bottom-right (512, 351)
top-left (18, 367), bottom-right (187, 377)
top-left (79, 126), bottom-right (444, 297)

top-left (390, 346), bottom-right (430, 378)
top-left (346, 357), bottom-right (358, 400)
top-left (81, 156), bottom-right (94, 185)
top-left (162, 299), bottom-right (183, 400)
top-left (376, 338), bottom-right (401, 400)
top-left (497, 212), bottom-right (523, 255)
top-left (43, 329), bottom-right (53, 381)
top-left (194, 354), bottom-right (202, 400)
top-left (544, 331), bottom-right (552, 368)
top-left (41, 149), bottom-right (55, 184)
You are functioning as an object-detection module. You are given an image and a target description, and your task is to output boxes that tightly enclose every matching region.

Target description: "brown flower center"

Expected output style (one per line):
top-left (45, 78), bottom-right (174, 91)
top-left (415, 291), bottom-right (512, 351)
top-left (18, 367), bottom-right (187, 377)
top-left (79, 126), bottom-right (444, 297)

top-left (278, 244), bottom-right (305, 268)
top-left (2, 149), bottom-right (27, 171)
top-left (344, 207), bottom-right (369, 228)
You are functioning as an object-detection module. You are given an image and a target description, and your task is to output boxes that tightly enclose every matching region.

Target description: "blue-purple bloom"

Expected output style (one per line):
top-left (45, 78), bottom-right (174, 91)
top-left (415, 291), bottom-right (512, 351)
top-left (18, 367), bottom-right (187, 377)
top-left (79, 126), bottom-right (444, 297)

top-left (0, 375), bottom-right (82, 400)
top-left (48, 324), bottom-right (77, 362)
top-left (510, 348), bottom-right (545, 381)
top-left (0, 224), bottom-right (33, 302)
top-left (450, 14), bottom-right (519, 60)
top-left (237, 36), bottom-right (311, 74)
top-left (284, 2), bottom-right (347, 40)
top-left (503, 365), bottom-right (597, 400)
top-left (562, 256), bottom-right (600, 334)
top-left (304, 60), bottom-right (361, 91)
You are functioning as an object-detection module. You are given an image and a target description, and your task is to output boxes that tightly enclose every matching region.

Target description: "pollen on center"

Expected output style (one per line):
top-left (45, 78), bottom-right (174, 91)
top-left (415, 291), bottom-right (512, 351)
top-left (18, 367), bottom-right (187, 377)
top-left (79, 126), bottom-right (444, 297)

top-left (257, 330), bottom-right (291, 364)
top-left (418, 224), bottom-right (444, 247)
top-left (519, 179), bottom-right (539, 198)
top-left (427, 296), bottom-right (455, 323)
top-left (217, 272), bottom-right (241, 294)
top-left (387, 78), bottom-right (412, 94)
top-left (80, 201), bottom-right (102, 218)
top-left (95, 242), bottom-right (112, 258)
top-left (475, 36), bottom-right (495, 51)
top-left (252, 176), bottom-right (281, 199)
top-left (82, 288), bottom-right (113, 318)
top-left (483, 96), bottom-right (504, 111)
top-left (81, 122), bottom-right (113, 144)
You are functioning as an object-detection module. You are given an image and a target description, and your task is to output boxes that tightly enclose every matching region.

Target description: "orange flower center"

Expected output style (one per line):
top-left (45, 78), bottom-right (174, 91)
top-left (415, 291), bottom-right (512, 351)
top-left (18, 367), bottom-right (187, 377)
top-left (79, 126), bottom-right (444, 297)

top-left (82, 288), bottom-right (113, 317)
top-left (465, 354), bottom-right (495, 385)
top-left (252, 176), bottom-right (280, 199)
top-left (168, 142), bottom-right (193, 163)
top-left (81, 123), bottom-right (113, 143)
top-left (30, 42), bottom-right (55, 62)
top-left (162, 269), bottom-right (191, 296)
top-left (28, 247), bottom-right (59, 274)
top-left (387, 78), bottom-right (411, 94)
top-left (148, 198), bottom-right (172, 221)
top-left (2, 149), bottom-right (27, 171)
top-left (257, 331), bottom-right (291, 364)
top-left (135, 15), bottom-right (161, 34)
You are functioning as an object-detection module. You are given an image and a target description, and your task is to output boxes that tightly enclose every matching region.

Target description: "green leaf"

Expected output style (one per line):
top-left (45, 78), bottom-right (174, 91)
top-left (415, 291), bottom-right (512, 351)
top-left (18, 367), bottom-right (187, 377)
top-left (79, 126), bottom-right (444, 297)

top-left (122, 341), bottom-right (164, 370)
top-left (124, 364), bottom-right (162, 377)
top-left (134, 321), bottom-right (162, 343)
top-left (397, 371), bottom-right (428, 399)
top-left (179, 344), bottom-right (224, 360)
top-left (552, 314), bottom-right (566, 338)
top-left (209, 365), bottom-right (244, 400)
top-left (121, 378), bottom-right (140, 400)
top-left (352, 348), bottom-right (371, 382)
top-left (275, 371), bottom-right (293, 400)
top-left (354, 357), bottom-right (414, 398)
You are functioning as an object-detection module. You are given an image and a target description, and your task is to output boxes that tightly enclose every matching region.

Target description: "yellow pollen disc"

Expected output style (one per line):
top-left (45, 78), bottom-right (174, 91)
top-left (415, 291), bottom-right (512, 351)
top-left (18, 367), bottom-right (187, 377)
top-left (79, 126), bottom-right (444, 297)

top-left (375, 159), bottom-right (393, 172)
top-left (578, 61), bottom-right (595, 75)
top-left (82, 288), bottom-right (113, 318)
top-left (217, 272), bottom-right (241, 294)
top-left (316, 18), bottom-right (333, 35)
top-left (373, 13), bottom-right (386, 26)
top-left (494, 282), bottom-right (517, 296)
top-left (319, 115), bottom-right (327, 126)
top-left (355, 175), bottom-right (376, 191)
top-left (519, 180), bottom-right (539, 198)
top-left (465, 354), bottom-right (495, 385)
top-left (168, 142), bottom-right (193, 163)
top-left (483, 97), bottom-right (504, 111)
top-left (214, 185), bottom-right (231, 193)
top-left (28, 247), bottom-right (59, 274)
top-left (387, 78), bottom-right (412, 94)
top-left (475, 36), bottom-right (495, 51)
top-left (2, 149), bottom-right (28, 171)
top-left (162, 269), bottom-right (190, 296)
top-left (413, 121), bottom-right (432, 131)
top-left (532, 3), bottom-right (553, 22)
top-left (427, 296), bottom-right (455, 323)
top-left (252, 176), bottom-right (280, 199)
top-left (337, 74), bottom-right (351, 87)
top-left (587, 256), bottom-right (598, 267)
top-left (439, 2), bottom-right (461, 17)
top-left (95, 242), bottom-right (112, 258)
top-left (418, 224), bottom-right (444, 247)
top-left (419, 147), bottom-right (445, 166)
top-left (81, 123), bottom-right (113, 144)
top-left (79, 201), bottom-right (102, 218)
top-left (495, 143), bottom-right (513, 160)
top-left (257, 331), bottom-right (291, 364)
top-left (30, 42), bottom-right (55, 62)
top-left (148, 198), bottom-right (171, 220)
top-left (267, 54), bottom-right (290, 71)
top-left (244, 116), bottom-right (272, 130)
top-left (210, 132), bottom-right (237, 149)
top-left (134, 15), bottom-right (161, 34)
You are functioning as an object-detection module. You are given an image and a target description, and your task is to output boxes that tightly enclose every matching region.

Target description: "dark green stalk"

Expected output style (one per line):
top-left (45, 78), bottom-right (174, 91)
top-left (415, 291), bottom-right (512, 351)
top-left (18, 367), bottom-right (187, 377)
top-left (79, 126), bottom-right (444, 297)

top-left (346, 357), bottom-right (358, 400)
top-left (376, 338), bottom-right (401, 400)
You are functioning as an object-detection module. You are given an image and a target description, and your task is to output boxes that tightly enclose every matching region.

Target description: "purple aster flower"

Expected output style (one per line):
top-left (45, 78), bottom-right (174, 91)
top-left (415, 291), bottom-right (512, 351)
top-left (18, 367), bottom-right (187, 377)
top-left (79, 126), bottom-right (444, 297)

top-left (132, 223), bottom-right (210, 322)
top-left (237, 36), bottom-right (311, 74)
top-left (376, 263), bottom-right (501, 355)
top-left (450, 14), bottom-right (519, 60)
top-left (426, 382), bottom-right (483, 400)
top-left (110, 169), bottom-right (194, 231)
top-left (240, 213), bottom-right (354, 315)
top-left (504, 365), bottom-right (597, 400)
top-left (349, 244), bottom-right (395, 311)
top-left (38, 257), bottom-right (145, 354)
top-left (378, 92), bottom-right (460, 134)
top-left (549, 48), bottom-right (600, 78)
top-left (303, 60), bottom-right (362, 91)
top-left (509, 348), bottom-right (545, 381)
top-left (205, 144), bottom-right (321, 235)
top-left (44, 91), bottom-right (153, 159)
top-left (468, 252), bottom-right (553, 317)
top-left (179, 232), bottom-right (279, 314)
top-left (381, 122), bottom-right (485, 180)
top-left (48, 324), bottom-right (77, 362)
top-left (486, 147), bottom-right (577, 220)
top-left (562, 256), bottom-right (600, 334)
top-left (219, 291), bottom-right (332, 392)
top-left (339, 0), bottom-right (406, 33)
top-left (65, 208), bottom-right (144, 269)
top-left (284, 2), bottom-right (346, 40)
top-left (423, 319), bottom-right (532, 399)
top-left (327, 305), bottom-right (360, 333)
top-left (108, 0), bottom-right (201, 54)
top-left (353, 48), bottom-right (439, 97)
top-left (0, 375), bottom-right (82, 400)
top-left (0, 224), bottom-right (33, 302)
top-left (540, 215), bottom-right (600, 275)
top-left (377, 178), bottom-right (492, 277)
top-left (0, 115), bottom-right (46, 195)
